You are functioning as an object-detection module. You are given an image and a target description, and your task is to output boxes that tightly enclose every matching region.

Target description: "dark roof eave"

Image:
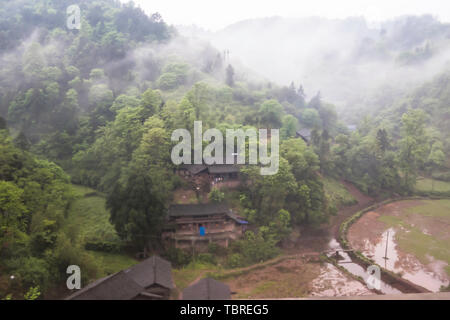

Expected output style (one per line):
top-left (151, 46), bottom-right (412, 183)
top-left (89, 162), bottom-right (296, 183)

top-left (168, 203), bottom-right (230, 217)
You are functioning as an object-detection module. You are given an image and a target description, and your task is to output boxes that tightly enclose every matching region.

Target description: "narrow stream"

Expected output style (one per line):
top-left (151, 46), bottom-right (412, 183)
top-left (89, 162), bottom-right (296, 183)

top-left (327, 238), bottom-right (402, 295)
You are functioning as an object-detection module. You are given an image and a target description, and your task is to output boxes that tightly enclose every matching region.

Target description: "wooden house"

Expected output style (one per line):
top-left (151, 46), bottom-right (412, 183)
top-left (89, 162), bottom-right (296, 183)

top-left (162, 203), bottom-right (248, 251)
top-left (177, 162), bottom-right (242, 190)
top-left (208, 164), bottom-right (240, 181)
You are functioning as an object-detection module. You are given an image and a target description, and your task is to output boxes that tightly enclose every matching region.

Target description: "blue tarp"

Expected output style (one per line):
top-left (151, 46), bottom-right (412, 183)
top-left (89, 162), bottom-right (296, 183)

top-left (199, 226), bottom-right (206, 236)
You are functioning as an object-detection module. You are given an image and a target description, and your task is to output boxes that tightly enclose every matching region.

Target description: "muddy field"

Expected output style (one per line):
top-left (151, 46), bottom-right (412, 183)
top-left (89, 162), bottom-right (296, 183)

top-left (310, 263), bottom-right (373, 297)
top-left (348, 200), bottom-right (450, 292)
top-left (221, 258), bottom-right (372, 299)
top-left (221, 181), bottom-right (379, 299)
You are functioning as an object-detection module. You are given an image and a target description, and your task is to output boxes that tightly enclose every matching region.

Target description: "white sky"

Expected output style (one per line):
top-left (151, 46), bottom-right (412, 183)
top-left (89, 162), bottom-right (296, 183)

top-left (127, 0), bottom-right (450, 31)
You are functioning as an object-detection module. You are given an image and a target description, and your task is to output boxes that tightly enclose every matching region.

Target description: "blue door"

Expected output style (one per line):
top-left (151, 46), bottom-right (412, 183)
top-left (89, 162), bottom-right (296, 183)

top-left (199, 226), bottom-right (206, 236)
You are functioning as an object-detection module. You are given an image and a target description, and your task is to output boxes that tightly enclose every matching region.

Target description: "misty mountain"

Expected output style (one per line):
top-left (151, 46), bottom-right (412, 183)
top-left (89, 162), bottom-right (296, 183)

top-left (181, 15), bottom-right (450, 113)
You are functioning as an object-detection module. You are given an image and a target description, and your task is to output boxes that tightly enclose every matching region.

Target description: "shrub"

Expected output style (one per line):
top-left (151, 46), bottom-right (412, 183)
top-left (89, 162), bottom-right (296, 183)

top-left (328, 203), bottom-right (338, 215)
top-left (209, 188), bottom-right (225, 203)
top-left (163, 247), bottom-right (192, 267)
top-left (227, 231), bottom-right (279, 267)
top-left (157, 72), bottom-right (178, 90)
top-left (207, 243), bottom-right (227, 256)
top-left (432, 172), bottom-right (450, 182)
top-left (196, 253), bottom-right (216, 265)
top-left (242, 231), bottom-right (279, 263)
top-left (157, 63), bottom-right (189, 90)
top-left (440, 284), bottom-right (450, 292)
top-left (5, 257), bottom-right (51, 290)
top-left (24, 286), bottom-right (41, 300)
top-left (227, 253), bottom-right (245, 268)
top-left (84, 240), bottom-right (123, 253)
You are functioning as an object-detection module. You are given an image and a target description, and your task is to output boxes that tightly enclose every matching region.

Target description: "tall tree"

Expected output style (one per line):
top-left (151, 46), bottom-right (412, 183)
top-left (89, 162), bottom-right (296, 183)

top-left (398, 109), bottom-right (429, 191)
top-left (0, 116), bottom-right (8, 131)
top-left (280, 115), bottom-right (299, 139)
top-left (107, 172), bottom-right (167, 251)
top-left (427, 141), bottom-right (445, 191)
top-left (319, 130), bottom-right (331, 174)
top-left (376, 128), bottom-right (390, 154)
top-left (226, 64), bottom-right (235, 87)
top-left (259, 99), bottom-right (283, 129)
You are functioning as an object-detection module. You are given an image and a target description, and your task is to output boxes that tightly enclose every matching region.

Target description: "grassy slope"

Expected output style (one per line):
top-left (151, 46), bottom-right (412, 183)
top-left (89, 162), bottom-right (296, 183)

top-left (173, 261), bottom-right (216, 292)
top-left (66, 185), bottom-right (119, 243)
top-left (66, 185), bottom-right (138, 277)
top-left (322, 177), bottom-right (357, 209)
top-left (415, 177), bottom-right (450, 193)
top-left (172, 258), bottom-right (320, 299)
top-left (229, 263), bottom-right (319, 299)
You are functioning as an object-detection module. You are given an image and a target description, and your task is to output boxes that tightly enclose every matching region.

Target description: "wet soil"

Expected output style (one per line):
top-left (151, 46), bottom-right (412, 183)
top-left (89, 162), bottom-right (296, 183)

top-left (310, 263), bottom-right (373, 297)
top-left (348, 200), bottom-right (450, 292)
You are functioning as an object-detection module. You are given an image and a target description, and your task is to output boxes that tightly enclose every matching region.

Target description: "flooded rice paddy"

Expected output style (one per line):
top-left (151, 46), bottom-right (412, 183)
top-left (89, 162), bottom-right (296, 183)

top-left (348, 200), bottom-right (450, 292)
top-left (326, 239), bottom-right (401, 294)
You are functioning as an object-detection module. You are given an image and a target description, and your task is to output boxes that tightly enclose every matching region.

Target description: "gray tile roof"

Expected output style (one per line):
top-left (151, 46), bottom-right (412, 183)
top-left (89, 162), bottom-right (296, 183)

top-left (179, 163), bottom-right (240, 175)
top-left (66, 255), bottom-right (174, 300)
top-left (66, 271), bottom-right (144, 300)
top-left (124, 255), bottom-right (174, 289)
top-left (182, 278), bottom-right (231, 300)
top-left (168, 203), bottom-right (230, 217)
top-left (179, 164), bottom-right (208, 175)
top-left (296, 128), bottom-right (312, 139)
top-left (208, 164), bottom-right (240, 174)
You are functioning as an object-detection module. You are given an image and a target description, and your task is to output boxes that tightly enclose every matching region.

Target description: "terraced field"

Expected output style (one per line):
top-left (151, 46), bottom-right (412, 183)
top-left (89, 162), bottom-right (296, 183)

top-left (348, 199), bottom-right (450, 292)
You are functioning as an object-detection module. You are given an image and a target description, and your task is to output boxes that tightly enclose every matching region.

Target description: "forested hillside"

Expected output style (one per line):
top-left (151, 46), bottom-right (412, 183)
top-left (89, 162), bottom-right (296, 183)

top-left (374, 71), bottom-right (450, 155)
top-left (0, 125), bottom-right (100, 298)
top-left (0, 0), bottom-right (340, 298)
top-left (0, 0), bottom-right (449, 299)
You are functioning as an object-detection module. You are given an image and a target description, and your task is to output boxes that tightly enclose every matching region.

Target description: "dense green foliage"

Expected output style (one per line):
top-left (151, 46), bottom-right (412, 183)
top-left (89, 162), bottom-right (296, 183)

top-left (1, 0), bottom-right (449, 299)
top-left (0, 129), bottom-right (99, 298)
top-left (330, 71), bottom-right (450, 195)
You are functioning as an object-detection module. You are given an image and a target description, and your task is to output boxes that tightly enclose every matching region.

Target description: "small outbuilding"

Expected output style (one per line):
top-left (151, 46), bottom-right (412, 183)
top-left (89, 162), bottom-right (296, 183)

top-left (296, 128), bottom-right (312, 144)
top-left (182, 278), bottom-right (231, 300)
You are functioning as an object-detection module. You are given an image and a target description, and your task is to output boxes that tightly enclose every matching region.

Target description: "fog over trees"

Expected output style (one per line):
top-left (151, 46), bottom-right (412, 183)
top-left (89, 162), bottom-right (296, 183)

top-left (0, 0), bottom-right (449, 299)
top-left (181, 15), bottom-right (450, 120)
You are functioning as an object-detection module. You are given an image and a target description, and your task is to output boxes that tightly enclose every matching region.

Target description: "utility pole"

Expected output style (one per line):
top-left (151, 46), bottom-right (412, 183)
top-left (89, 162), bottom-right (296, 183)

top-left (383, 230), bottom-right (390, 269)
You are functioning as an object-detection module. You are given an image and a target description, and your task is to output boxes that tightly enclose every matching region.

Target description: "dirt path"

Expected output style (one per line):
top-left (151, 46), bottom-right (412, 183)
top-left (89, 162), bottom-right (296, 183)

top-left (175, 181), bottom-right (378, 299)
top-left (330, 181), bottom-right (374, 239)
top-left (289, 180), bottom-right (375, 254)
top-left (177, 270), bottom-right (209, 299)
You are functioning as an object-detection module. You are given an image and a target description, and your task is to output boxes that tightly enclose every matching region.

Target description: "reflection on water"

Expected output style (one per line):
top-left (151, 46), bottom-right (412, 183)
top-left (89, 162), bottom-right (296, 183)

top-left (361, 228), bottom-right (449, 292)
top-left (327, 239), bottom-right (401, 295)
top-left (371, 228), bottom-right (399, 270)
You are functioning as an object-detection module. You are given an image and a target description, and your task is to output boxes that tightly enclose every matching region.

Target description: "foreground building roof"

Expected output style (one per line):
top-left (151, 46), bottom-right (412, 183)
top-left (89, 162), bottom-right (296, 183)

top-left (124, 255), bottom-right (174, 289)
top-left (66, 255), bottom-right (173, 300)
top-left (182, 278), bottom-right (231, 300)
